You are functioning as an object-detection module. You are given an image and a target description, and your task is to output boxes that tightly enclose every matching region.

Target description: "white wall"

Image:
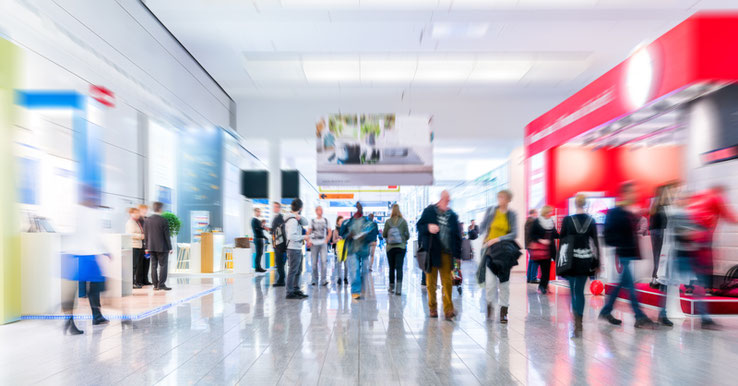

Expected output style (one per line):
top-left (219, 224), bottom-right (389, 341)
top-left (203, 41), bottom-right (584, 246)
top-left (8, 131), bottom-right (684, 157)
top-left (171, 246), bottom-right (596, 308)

top-left (3, 0), bottom-right (234, 234)
top-left (508, 146), bottom-right (527, 272)
top-left (1, 0), bottom-right (231, 129)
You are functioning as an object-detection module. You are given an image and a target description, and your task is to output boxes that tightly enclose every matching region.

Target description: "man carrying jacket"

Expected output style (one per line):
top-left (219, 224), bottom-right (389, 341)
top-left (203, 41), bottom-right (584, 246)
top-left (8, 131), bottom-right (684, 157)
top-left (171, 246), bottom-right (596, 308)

top-left (600, 182), bottom-right (656, 328)
top-left (417, 190), bottom-right (462, 321)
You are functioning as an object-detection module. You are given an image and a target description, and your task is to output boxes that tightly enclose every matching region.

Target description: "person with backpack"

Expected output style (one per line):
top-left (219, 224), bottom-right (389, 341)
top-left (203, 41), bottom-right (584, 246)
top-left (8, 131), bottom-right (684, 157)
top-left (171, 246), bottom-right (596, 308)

top-left (308, 206), bottom-right (331, 287)
top-left (285, 199), bottom-right (309, 299)
top-left (558, 194), bottom-right (599, 338)
top-left (270, 201), bottom-right (287, 287)
top-left (340, 202), bottom-right (378, 300)
top-left (383, 204), bottom-right (410, 295)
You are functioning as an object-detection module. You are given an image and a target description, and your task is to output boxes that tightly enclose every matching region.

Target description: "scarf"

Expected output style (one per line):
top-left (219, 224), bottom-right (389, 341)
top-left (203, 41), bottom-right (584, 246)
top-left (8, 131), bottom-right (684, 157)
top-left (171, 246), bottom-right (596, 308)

top-left (538, 216), bottom-right (555, 230)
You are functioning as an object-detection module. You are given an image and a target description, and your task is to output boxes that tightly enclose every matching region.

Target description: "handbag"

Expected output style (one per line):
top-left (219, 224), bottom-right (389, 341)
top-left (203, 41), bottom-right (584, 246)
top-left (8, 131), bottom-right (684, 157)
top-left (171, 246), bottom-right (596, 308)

top-left (337, 239), bottom-right (347, 262)
top-left (416, 236), bottom-right (432, 273)
top-left (529, 241), bottom-right (550, 261)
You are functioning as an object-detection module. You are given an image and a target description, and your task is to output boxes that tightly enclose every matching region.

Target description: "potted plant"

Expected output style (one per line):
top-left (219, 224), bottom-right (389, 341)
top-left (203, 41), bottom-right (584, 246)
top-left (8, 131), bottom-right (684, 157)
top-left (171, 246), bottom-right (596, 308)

top-left (161, 212), bottom-right (181, 236)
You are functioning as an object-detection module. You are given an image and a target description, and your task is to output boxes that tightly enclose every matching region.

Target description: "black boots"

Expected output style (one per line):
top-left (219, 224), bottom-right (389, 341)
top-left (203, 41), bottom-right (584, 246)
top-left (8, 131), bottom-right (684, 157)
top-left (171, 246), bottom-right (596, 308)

top-left (389, 283), bottom-right (395, 293)
top-left (63, 317), bottom-right (83, 335)
top-left (500, 306), bottom-right (509, 324)
top-left (395, 281), bottom-right (402, 295)
top-left (573, 315), bottom-right (583, 338)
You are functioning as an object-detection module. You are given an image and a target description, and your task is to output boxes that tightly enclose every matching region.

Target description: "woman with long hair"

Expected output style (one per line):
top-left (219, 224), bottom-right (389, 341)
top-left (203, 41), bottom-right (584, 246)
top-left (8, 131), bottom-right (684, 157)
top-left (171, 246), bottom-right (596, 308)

top-left (383, 204), bottom-right (410, 295)
top-left (559, 194), bottom-right (599, 338)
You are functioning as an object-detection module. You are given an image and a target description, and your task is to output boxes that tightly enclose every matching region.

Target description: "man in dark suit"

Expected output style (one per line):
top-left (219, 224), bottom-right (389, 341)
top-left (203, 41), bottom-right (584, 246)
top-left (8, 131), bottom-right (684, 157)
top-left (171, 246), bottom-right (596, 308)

top-left (144, 201), bottom-right (172, 290)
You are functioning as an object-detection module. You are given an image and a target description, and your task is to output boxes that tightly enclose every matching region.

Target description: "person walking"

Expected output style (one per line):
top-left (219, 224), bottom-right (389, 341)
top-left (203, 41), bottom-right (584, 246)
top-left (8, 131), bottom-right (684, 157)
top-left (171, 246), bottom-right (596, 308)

top-left (649, 185), bottom-right (670, 287)
top-left (341, 202), bottom-right (377, 300)
top-left (383, 204), bottom-right (410, 295)
top-left (144, 202), bottom-right (172, 291)
top-left (559, 194), bottom-right (600, 338)
top-left (308, 206), bottom-right (330, 286)
top-left (529, 205), bottom-right (559, 294)
top-left (367, 213), bottom-right (379, 272)
top-left (417, 190), bottom-right (462, 321)
top-left (525, 209), bottom-right (539, 284)
top-left (332, 216), bottom-right (349, 286)
top-left (251, 208), bottom-right (268, 273)
top-left (61, 197), bottom-right (111, 334)
top-left (137, 204), bottom-right (152, 286)
top-left (685, 185), bottom-right (738, 329)
top-left (468, 220), bottom-right (479, 240)
top-left (480, 190), bottom-right (518, 323)
top-left (285, 199), bottom-right (309, 299)
top-left (599, 182), bottom-right (655, 328)
top-left (125, 207), bottom-right (145, 289)
top-left (270, 201), bottom-right (287, 287)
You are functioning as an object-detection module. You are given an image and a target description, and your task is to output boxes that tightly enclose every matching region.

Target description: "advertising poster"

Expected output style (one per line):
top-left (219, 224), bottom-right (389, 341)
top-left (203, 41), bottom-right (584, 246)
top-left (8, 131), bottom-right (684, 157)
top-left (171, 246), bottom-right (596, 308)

top-left (316, 114), bottom-right (433, 185)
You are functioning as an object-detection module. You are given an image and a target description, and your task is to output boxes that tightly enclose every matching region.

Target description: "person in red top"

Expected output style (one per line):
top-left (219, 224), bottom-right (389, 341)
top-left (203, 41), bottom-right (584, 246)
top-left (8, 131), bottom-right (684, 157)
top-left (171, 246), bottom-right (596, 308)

top-left (688, 186), bottom-right (738, 275)
top-left (687, 185), bottom-right (738, 329)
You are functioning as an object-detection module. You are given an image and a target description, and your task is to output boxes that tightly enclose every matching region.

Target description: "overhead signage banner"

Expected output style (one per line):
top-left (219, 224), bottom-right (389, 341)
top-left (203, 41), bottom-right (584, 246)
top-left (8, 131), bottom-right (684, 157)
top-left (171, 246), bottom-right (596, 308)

top-left (316, 114), bottom-right (433, 185)
top-left (525, 14), bottom-right (738, 156)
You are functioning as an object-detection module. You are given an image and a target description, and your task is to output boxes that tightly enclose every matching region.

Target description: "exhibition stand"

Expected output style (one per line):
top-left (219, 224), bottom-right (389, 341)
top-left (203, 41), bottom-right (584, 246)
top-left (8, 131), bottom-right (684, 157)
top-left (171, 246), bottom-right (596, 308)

top-left (524, 13), bottom-right (738, 314)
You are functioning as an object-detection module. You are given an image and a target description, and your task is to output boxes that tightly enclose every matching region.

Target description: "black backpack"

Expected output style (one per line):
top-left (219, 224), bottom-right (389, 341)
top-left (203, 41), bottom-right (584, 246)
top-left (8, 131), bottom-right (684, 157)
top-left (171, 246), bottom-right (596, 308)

top-left (557, 215), bottom-right (596, 276)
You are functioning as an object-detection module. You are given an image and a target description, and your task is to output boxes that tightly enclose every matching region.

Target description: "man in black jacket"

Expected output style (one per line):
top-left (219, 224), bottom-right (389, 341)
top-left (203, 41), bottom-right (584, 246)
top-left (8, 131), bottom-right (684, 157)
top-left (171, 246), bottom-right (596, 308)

top-left (144, 202), bottom-right (172, 291)
top-left (599, 182), bottom-right (655, 328)
top-left (252, 208), bottom-right (267, 273)
top-left (417, 190), bottom-right (462, 321)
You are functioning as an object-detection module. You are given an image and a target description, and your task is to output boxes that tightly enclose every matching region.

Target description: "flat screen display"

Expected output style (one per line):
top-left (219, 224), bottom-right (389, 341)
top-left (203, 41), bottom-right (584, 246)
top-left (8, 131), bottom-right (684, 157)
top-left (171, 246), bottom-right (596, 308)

top-left (282, 170), bottom-right (300, 199)
top-left (568, 197), bottom-right (615, 224)
top-left (241, 170), bottom-right (268, 199)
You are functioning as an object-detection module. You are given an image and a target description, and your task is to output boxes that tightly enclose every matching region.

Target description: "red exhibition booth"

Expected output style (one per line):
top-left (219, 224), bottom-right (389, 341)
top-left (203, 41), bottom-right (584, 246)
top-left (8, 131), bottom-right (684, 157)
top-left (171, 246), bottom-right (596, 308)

top-left (524, 13), bottom-right (738, 315)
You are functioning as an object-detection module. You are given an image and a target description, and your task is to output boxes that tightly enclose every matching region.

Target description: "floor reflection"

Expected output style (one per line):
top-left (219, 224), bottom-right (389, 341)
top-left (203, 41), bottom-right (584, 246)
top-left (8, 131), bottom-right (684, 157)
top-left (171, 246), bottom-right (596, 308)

top-left (1, 260), bottom-right (737, 385)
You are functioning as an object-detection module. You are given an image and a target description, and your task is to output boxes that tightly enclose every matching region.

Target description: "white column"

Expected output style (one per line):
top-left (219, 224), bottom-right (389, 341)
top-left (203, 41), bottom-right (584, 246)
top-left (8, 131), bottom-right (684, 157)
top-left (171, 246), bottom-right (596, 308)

top-left (269, 139), bottom-right (282, 208)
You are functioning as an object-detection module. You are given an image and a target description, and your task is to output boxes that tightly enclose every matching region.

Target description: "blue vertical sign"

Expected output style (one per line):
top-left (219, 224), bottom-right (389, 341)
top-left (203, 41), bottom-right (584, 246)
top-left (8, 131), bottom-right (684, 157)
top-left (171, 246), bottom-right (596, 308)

top-left (15, 90), bottom-right (102, 205)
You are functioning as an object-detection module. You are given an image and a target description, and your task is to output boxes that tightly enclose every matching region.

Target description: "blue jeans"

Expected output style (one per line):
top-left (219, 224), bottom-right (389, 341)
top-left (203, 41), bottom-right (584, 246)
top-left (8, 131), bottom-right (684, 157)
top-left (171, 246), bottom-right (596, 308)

top-left (568, 276), bottom-right (588, 316)
top-left (526, 254), bottom-right (539, 282)
top-left (601, 257), bottom-right (646, 319)
top-left (347, 251), bottom-right (367, 294)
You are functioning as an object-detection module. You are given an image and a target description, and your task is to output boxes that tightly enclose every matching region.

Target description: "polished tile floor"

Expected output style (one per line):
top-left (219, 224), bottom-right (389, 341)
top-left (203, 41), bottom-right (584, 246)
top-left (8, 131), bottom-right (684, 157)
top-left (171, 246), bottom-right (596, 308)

top-left (1, 260), bottom-right (737, 385)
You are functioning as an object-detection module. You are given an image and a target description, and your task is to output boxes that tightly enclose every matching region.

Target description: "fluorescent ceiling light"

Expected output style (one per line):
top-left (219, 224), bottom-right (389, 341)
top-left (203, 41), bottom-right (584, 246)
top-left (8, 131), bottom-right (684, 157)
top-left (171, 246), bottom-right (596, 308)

top-left (302, 60), bottom-right (360, 82)
top-left (517, 0), bottom-right (597, 7)
top-left (435, 146), bottom-right (476, 154)
top-left (360, 59), bottom-right (417, 82)
top-left (414, 60), bottom-right (474, 82)
top-left (244, 60), bottom-right (306, 82)
top-left (280, 0), bottom-right (438, 9)
top-left (431, 22), bottom-right (490, 39)
top-left (468, 60), bottom-right (531, 82)
top-left (451, 0), bottom-right (517, 9)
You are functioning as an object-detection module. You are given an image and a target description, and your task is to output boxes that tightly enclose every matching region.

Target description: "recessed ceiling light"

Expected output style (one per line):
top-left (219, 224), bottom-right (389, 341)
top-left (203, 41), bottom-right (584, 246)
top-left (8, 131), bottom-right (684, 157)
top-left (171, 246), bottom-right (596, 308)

top-left (431, 22), bottom-right (490, 39)
top-left (302, 60), bottom-right (360, 82)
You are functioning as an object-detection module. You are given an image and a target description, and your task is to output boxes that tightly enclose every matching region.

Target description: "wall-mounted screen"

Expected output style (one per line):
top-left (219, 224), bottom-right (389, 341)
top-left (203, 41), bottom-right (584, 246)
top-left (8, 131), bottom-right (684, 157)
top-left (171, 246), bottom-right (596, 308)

top-left (241, 170), bottom-right (268, 199)
top-left (282, 170), bottom-right (299, 199)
